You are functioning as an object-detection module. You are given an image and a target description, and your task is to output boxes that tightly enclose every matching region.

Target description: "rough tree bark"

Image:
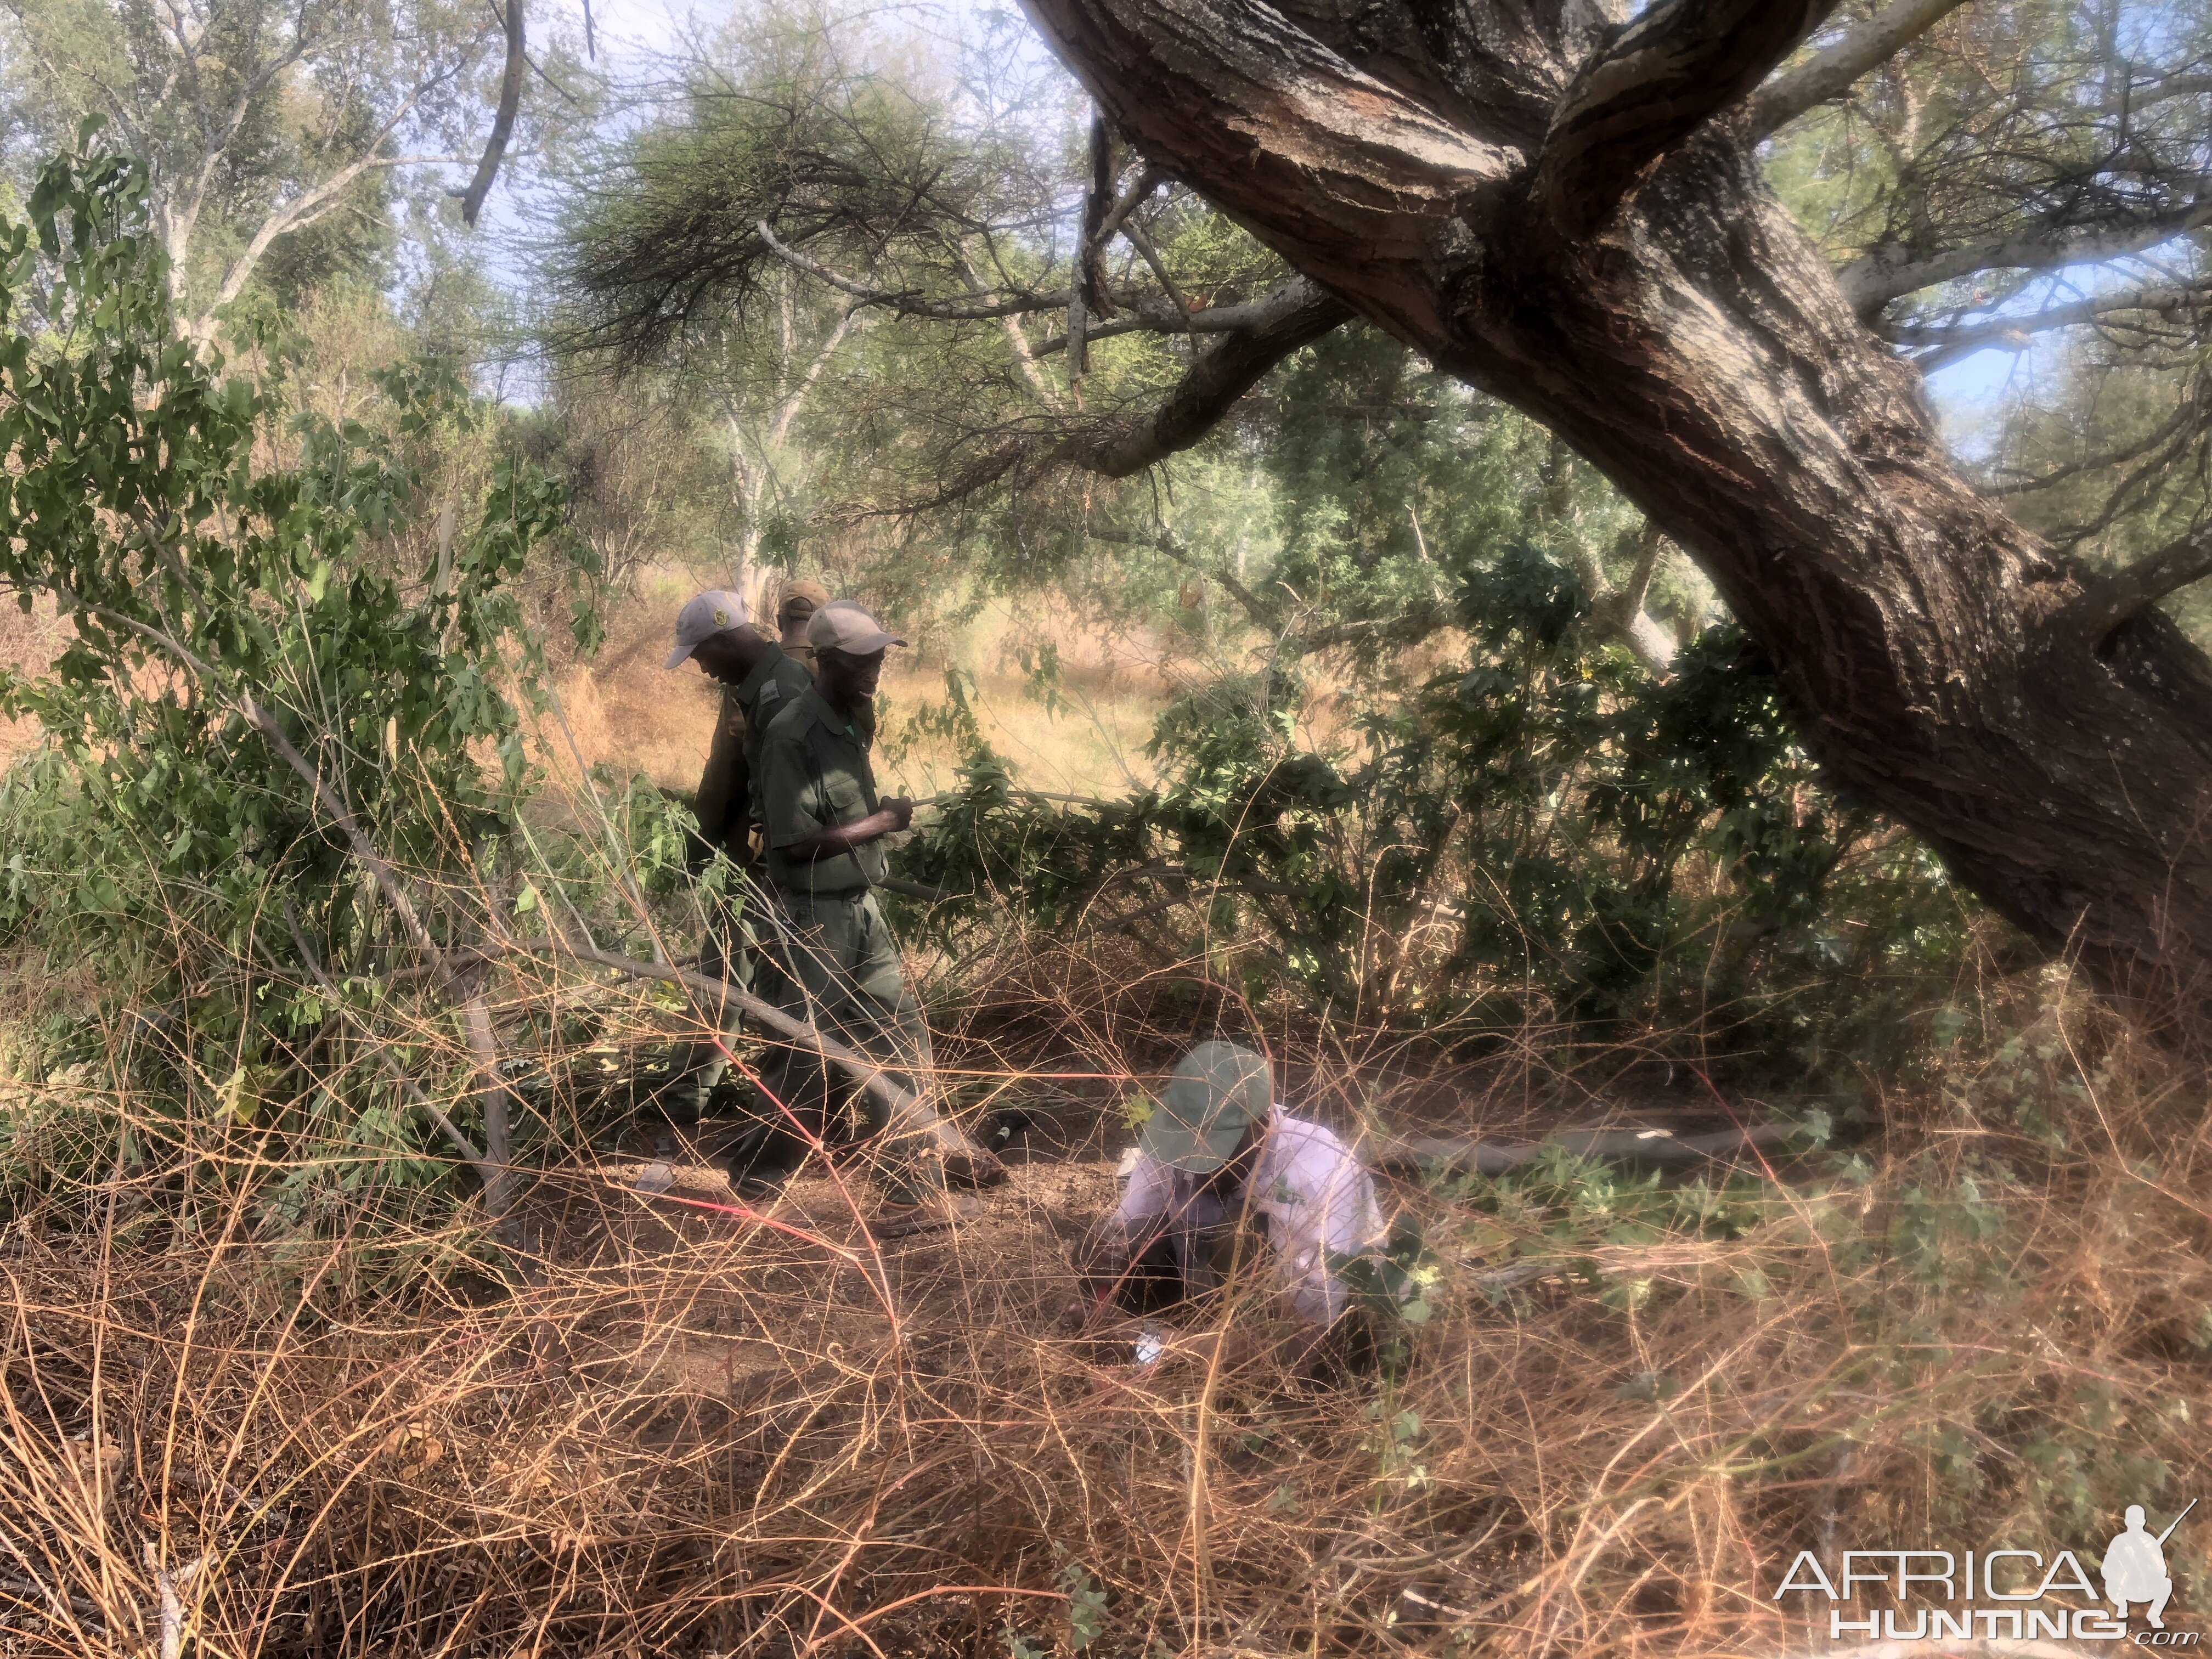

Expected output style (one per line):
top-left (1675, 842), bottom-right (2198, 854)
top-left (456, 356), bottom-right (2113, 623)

top-left (1012, 0), bottom-right (2212, 1034)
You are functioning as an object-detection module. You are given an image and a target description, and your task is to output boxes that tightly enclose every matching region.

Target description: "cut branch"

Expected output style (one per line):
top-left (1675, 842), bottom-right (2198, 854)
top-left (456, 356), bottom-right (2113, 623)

top-left (2068, 525), bottom-right (2212, 644)
top-left (1536, 0), bottom-right (1841, 238)
top-left (1747, 0), bottom-right (1971, 137)
top-left (460, 0), bottom-right (526, 225)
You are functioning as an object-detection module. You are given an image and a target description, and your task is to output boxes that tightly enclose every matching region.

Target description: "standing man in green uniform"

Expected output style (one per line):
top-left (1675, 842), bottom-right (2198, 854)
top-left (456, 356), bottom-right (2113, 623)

top-left (661, 588), bottom-right (817, 1137)
top-left (682, 585), bottom-right (821, 871)
top-left (754, 600), bottom-right (983, 1229)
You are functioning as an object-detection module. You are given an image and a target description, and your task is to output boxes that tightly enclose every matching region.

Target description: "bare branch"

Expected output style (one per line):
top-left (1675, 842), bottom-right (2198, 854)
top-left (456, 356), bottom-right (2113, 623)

top-left (1888, 285), bottom-right (2212, 371)
top-left (66, 600), bottom-right (454, 986)
top-left (1536, 0), bottom-right (1842, 238)
top-left (769, 306), bottom-right (860, 446)
top-left (1096, 165), bottom-right (1167, 245)
top-left (1087, 523), bottom-right (1277, 626)
top-left (759, 219), bottom-right (1071, 320)
top-left (1620, 518), bottom-right (1666, 618)
top-left (460, 0), bottom-right (526, 225)
top-left (2069, 525), bottom-right (2212, 643)
top-left (283, 909), bottom-right (490, 1178)
top-left (202, 143), bottom-right (472, 332)
top-left (1990, 400), bottom-right (2201, 499)
top-left (887, 279), bottom-right (1348, 510)
top-left (1839, 205), bottom-right (2212, 313)
top-left (1747, 0), bottom-right (1972, 138)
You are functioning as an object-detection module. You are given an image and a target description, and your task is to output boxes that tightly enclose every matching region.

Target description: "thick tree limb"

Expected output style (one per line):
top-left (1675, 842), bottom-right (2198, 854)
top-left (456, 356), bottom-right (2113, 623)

top-left (1051, 278), bottom-right (1350, 476)
top-left (1746, 0), bottom-right (1971, 138)
top-left (893, 279), bottom-right (1346, 508)
top-left (1070, 114), bottom-right (1118, 375)
top-left (459, 0), bottom-right (526, 226)
top-left (1535, 0), bottom-right (1841, 238)
top-left (2068, 526), bottom-right (2212, 644)
top-left (1839, 205), bottom-right (2212, 313)
top-left (1016, 0), bottom-right (2212, 1031)
top-left (1592, 520), bottom-right (1678, 675)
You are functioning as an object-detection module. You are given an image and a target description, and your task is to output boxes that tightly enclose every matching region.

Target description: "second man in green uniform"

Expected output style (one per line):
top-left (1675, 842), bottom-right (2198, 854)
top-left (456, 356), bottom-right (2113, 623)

top-left (754, 600), bottom-right (973, 1227)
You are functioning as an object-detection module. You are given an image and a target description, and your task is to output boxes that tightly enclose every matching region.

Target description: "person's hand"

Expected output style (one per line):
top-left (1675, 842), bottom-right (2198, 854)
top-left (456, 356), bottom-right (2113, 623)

top-left (880, 796), bottom-right (915, 832)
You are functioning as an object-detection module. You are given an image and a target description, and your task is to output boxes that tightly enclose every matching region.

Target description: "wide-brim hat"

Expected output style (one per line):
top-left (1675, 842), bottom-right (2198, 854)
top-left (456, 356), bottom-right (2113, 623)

top-left (1138, 1041), bottom-right (1272, 1173)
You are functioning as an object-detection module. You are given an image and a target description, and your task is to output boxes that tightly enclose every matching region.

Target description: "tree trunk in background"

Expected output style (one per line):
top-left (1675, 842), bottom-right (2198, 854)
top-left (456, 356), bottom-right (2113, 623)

top-left (1016, 0), bottom-right (2212, 1039)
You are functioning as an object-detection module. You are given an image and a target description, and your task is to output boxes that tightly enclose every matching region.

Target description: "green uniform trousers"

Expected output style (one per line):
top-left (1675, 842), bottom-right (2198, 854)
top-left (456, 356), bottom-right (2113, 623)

top-left (754, 886), bottom-right (945, 1202)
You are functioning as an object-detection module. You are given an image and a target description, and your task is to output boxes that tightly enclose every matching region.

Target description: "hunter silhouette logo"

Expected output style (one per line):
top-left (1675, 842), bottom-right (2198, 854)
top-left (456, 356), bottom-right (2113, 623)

top-left (1773, 1497), bottom-right (2201, 1643)
top-left (2108, 1500), bottom-right (2193, 1630)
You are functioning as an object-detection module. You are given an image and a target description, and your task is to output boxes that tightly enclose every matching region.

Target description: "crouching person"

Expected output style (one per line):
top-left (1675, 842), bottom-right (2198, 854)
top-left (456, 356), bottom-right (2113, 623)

top-left (1077, 1041), bottom-right (1384, 1375)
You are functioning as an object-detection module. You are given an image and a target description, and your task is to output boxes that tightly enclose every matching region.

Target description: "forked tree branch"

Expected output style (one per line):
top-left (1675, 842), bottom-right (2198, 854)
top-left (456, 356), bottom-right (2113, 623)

top-left (2069, 526), bottom-right (2212, 644)
top-left (1536, 0), bottom-right (1841, 238)
top-left (890, 277), bottom-right (1349, 510)
top-left (1746, 0), bottom-right (1972, 137)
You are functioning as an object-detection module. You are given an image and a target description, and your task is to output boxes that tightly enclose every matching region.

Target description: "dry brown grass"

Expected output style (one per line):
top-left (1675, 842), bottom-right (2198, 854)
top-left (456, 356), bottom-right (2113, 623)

top-left (0, 594), bottom-right (61, 771)
top-left (8, 583), bottom-right (2212, 1658)
top-left (4, 923), bottom-right (2211, 1658)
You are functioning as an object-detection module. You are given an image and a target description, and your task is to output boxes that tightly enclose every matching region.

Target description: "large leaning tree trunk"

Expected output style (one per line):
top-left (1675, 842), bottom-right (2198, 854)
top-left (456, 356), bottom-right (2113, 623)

top-left (1012, 0), bottom-right (2212, 1037)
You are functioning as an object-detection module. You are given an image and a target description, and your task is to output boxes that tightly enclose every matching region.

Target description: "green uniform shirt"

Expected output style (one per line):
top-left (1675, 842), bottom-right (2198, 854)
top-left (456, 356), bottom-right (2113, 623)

top-left (691, 647), bottom-right (817, 850)
top-left (759, 686), bottom-right (888, 894)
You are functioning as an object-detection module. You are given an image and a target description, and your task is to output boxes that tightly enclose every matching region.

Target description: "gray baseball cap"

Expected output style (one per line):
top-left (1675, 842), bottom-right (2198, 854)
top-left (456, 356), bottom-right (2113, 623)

top-left (1138, 1041), bottom-right (1273, 1173)
top-left (664, 590), bottom-right (748, 670)
top-left (807, 600), bottom-right (907, 656)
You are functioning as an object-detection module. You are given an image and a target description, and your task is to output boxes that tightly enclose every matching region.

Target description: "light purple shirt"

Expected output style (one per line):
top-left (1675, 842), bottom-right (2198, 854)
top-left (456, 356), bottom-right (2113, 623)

top-left (1115, 1106), bottom-right (1385, 1325)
